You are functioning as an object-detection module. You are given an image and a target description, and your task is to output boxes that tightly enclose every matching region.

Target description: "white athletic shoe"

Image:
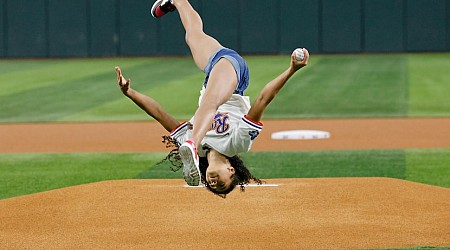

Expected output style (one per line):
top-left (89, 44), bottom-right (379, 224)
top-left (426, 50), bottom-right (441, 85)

top-left (179, 140), bottom-right (201, 186)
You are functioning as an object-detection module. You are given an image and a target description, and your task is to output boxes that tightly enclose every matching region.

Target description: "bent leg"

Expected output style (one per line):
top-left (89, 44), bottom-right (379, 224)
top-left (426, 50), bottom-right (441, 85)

top-left (173, 0), bottom-right (222, 70)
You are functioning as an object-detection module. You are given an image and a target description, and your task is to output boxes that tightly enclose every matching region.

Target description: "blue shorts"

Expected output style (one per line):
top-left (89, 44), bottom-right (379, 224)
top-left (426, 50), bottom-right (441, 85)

top-left (203, 47), bottom-right (250, 95)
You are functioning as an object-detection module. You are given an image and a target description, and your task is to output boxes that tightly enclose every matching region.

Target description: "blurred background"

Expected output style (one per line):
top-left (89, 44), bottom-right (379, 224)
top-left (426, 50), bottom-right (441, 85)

top-left (1, 0), bottom-right (449, 58)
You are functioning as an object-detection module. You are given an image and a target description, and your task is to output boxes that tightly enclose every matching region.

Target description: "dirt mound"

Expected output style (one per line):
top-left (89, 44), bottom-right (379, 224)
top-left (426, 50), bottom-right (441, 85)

top-left (1, 178), bottom-right (449, 249)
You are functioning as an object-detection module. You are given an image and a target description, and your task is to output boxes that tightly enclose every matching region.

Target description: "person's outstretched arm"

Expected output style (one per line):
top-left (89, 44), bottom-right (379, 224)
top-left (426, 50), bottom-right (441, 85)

top-left (115, 67), bottom-right (180, 132)
top-left (246, 48), bottom-right (310, 122)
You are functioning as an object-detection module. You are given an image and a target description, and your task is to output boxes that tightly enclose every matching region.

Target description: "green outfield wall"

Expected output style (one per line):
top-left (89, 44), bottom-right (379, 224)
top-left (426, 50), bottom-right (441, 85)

top-left (0, 0), bottom-right (449, 58)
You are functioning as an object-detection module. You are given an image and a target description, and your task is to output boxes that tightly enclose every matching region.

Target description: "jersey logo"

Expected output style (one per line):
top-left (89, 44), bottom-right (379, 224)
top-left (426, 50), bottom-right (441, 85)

top-left (212, 112), bottom-right (230, 134)
top-left (249, 130), bottom-right (260, 140)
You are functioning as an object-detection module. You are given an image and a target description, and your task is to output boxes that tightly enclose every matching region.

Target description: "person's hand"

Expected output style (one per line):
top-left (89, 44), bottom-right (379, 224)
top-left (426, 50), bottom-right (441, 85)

top-left (290, 48), bottom-right (309, 72)
top-left (115, 66), bottom-right (131, 96)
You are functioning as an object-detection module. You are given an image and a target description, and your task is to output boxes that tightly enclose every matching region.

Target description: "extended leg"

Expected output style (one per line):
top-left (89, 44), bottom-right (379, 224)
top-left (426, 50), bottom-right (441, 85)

top-left (152, 0), bottom-right (223, 70)
top-left (151, 0), bottom-right (238, 186)
top-left (173, 0), bottom-right (223, 70)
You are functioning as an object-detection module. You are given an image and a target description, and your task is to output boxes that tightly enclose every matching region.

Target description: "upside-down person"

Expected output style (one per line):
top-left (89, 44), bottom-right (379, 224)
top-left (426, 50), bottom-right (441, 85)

top-left (115, 0), bottom-right (309, 197)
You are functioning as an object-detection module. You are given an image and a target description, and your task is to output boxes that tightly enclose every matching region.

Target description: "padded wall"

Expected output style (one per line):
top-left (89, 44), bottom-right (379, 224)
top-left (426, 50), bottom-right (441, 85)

top-left (1, 0), bottom-right (449, 57)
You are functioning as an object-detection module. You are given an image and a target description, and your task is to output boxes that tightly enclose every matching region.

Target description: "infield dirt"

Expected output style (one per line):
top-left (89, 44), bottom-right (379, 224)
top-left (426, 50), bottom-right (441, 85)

top-left (1, 118), bottom-right (450, 153)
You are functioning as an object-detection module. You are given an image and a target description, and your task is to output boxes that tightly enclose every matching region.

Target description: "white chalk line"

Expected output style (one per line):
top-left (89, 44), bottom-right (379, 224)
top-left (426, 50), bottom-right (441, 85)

top-left (184, 183), bottom-right (280, 188)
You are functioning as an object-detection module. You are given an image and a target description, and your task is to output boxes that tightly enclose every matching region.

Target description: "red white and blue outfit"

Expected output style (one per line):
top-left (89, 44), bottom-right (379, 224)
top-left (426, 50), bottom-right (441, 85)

top-left (170, 47), bottom-right (263, 157)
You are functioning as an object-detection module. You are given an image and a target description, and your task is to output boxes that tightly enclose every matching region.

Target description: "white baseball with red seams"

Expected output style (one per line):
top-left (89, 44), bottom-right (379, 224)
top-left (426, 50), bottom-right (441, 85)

top-left (294, 48), bottom-right (305, 61)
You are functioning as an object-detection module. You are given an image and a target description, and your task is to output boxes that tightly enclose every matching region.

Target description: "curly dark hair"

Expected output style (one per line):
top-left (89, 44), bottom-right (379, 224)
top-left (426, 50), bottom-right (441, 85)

top-left (160, 135), bottom-right (262, 198)
top-left (160, 135), bottom-right (183, 172)
top-left (199, 155), bottom-right (262, 198)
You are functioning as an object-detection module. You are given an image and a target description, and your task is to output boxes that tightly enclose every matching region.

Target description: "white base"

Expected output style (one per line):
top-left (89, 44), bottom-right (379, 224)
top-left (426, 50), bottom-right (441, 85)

top-left (271, 130), bottom-right (330, 140)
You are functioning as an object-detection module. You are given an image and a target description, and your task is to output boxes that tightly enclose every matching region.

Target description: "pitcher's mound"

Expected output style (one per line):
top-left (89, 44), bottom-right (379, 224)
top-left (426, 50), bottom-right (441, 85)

top-left (1, 178), bottom-right (449, 249)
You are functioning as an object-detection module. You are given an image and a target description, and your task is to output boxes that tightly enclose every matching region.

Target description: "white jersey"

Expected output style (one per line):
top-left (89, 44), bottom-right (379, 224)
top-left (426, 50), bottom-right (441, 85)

top-left (170, 90), bottom-right (263, 157)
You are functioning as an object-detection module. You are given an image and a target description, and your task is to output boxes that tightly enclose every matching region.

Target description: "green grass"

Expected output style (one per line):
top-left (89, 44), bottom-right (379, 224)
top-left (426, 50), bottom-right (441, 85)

top-left (0, 153), bottom-right (165, 199)
top-left (406, 149), bottom-right (450, 188)
top-left (262, 54), bottom-right (409, 118)
top-left (1, 53), bottom-right (449, 123)
top-left (0, 57), bottom-right (201, 122)
top-left (241, 150), bottom-right (406, 179)
top-left (408, 54), bottom-right (450, 116)
top-left (1, 149), bottom-right (449, 200)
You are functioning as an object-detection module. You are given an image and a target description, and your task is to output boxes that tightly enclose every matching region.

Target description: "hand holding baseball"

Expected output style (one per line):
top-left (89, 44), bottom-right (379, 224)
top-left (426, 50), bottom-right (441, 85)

top-left (291, 48), bottom-right (309, 71)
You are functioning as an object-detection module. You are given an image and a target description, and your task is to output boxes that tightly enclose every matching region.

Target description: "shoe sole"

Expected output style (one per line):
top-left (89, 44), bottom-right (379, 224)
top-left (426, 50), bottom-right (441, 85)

top-left (179, 145), bottom-right (200, 186)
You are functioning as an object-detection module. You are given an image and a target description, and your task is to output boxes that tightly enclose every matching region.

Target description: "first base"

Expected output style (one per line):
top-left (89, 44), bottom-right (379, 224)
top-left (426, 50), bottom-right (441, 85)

top-left (271, 130), bottom-right (330, 140)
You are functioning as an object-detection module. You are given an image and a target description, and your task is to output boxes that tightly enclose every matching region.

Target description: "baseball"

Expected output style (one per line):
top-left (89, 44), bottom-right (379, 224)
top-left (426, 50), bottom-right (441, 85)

top-left (294, 48), bottom-right (305, 61)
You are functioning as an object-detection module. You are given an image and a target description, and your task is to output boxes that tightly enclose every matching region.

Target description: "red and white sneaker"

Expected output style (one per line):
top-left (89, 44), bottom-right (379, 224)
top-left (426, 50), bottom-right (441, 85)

top-left (179, 140), bottom-right (201, 186)
top-left (150, 0), bottom-right (176, 18)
